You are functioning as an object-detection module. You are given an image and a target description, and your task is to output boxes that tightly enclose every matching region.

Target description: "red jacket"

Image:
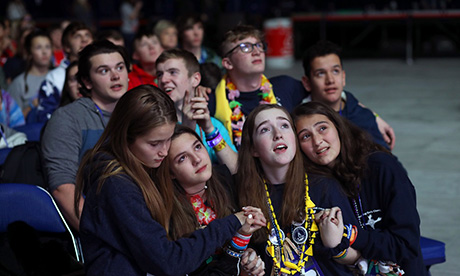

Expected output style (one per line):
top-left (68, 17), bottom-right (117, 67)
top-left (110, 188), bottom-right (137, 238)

top-left (128, 64), bottom-right (157, 90)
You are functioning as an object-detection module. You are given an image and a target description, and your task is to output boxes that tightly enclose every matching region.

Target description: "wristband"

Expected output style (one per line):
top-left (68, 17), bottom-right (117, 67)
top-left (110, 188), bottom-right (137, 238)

top-left (213, 139), bottom-right (227, 152)
top-left (206, 133), bottom-right (223, 148)
top-left (205, 128), bottom-right (219, 140)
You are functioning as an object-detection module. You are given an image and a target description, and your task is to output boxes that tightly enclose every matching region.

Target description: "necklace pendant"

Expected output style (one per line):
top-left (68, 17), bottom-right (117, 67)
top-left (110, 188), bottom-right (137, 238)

top-left (292, 226), bottom-right (308, 245)
top-left (269, 228), bottom-right (285, 245)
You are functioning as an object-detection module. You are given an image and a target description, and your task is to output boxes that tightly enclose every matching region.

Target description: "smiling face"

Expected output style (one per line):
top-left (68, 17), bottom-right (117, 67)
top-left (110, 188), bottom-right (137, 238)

top-left (129, 122), bottom-right (176, 168)
top-left (251, 108), bottom-right (296, 172)
top-left (156, 58), bottom-right (200, 107)
top-left (302, 53), bottom-right (345, 111)
top-left (223, 36), bottom-right (265, 77)
top-left (168, 132), bottom-right (212, 190)
top-left (82, 52), bottom-right (129, 110)
top-left (295, 114), bottom-right (341, 167)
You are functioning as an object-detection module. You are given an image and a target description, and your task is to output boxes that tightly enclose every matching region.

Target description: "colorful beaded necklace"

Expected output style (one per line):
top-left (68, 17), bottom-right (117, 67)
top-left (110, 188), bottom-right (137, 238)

top-left (226, 74), bottom-right (273, 148)
top-left (264, 174), bottom-right (318, 275)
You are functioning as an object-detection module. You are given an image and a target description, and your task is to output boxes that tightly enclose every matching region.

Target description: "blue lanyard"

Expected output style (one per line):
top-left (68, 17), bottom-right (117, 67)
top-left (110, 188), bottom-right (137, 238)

top-left (94, 104), bottom-right (107, 128)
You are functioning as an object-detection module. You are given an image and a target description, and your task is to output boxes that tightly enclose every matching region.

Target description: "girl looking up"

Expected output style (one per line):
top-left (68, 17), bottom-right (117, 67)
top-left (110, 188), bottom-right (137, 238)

top-left (292, 102), bottom-right (425, 275)
top-left (236, 104), bottom-right (358, 276)
top-left (75, 85), bottom-right (265, 276)
top-left (158, 124), bottom-right (266, 276)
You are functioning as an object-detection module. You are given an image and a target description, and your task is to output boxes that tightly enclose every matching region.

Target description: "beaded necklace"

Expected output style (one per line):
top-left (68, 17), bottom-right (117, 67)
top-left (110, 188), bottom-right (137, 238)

top-left (226, 74), bottom-right (273, 148)
top-left (264, 174), bottom-right (318, 275)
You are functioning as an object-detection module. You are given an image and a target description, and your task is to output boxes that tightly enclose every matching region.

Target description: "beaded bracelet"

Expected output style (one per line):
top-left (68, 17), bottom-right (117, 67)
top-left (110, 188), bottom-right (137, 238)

top-left (224, 247), bottom-right (243, 258)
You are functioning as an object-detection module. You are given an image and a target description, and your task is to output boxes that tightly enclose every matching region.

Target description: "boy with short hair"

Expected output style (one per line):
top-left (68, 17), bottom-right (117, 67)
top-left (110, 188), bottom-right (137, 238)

top-left (128, 27), bottom-right (163, 90)
top-left (156, 48), bottom-right (237, 172)
top-left (41, 40), bottom-right (130, 230)
top-left (301, 40), bottom-right (391, 149)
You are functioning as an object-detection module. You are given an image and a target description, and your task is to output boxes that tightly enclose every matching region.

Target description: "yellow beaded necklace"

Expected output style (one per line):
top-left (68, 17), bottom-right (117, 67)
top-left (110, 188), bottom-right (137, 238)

top-left (264, 174), bottom-right (319, 275)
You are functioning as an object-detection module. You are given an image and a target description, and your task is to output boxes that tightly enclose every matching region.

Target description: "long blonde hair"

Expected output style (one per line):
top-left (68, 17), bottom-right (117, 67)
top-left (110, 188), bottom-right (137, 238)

top-left (236, 104), bottom-right (305, 242)
top-left (75, 85), bottom-right (177, 233)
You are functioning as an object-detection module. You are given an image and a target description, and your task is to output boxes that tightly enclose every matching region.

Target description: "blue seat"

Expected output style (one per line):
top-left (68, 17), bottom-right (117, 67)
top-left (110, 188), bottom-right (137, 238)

top-left (13, 122), bottom-right (45, 141)
top-left (421, 236), bottom-right (446, 272)
top-left (0, 183), bottom-right (83, 262)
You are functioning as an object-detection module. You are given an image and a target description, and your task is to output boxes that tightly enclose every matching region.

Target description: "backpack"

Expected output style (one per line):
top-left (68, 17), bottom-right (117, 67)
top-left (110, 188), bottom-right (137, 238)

top-left (0, 141), bottom-right (48, 188)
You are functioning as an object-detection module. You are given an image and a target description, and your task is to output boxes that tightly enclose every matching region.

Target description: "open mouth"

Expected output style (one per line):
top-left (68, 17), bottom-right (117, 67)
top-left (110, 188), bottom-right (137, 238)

top-left (164, 87), bottom-right (174, 94)
top-left (273, 144), bottom-right (288, 153)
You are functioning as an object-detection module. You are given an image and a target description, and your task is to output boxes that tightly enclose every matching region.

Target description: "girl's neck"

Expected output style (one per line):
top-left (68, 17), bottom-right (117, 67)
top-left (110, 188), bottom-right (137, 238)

top-left (183, 182), bottom-right (207, 199)
top-left (28, 65), bottom-right (49, 76)
top-left (262, 164), bottom-right (288, 185)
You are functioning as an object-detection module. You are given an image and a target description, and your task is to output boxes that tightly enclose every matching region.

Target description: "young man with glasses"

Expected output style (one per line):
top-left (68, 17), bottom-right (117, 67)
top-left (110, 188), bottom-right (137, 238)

top-left (210, 25), bottom-right (395, 150)
top-left (211, 25), bottom-right (306, 149)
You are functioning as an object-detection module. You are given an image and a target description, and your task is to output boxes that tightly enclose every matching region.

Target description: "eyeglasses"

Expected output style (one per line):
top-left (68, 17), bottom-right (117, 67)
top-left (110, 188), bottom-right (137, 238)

top-left (224, 42), bottom-right (267, 57)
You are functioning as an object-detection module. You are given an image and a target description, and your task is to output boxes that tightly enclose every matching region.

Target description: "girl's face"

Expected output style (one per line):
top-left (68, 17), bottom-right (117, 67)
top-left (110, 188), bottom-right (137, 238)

top-left (251, 108), bottom-right (297, 170)
top-left (168, 133), bottom-right (212, 190)
top-left (30, 36), bottom-right (52, 68)
top-left (160, 27), bottom-right (178, 50)
top-left (129, 122), bottom-right (176, 168)
top-left (182, 23), bottom-right (203, 48)
top-left (295, 114), bottom-right (341, 167)
top-left (66, 65), bottom-right (82, 100)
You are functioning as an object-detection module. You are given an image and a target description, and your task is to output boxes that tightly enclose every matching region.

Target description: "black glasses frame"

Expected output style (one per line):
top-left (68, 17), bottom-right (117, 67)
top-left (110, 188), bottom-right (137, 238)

top-left (224, 42), bottom-right (267, 57)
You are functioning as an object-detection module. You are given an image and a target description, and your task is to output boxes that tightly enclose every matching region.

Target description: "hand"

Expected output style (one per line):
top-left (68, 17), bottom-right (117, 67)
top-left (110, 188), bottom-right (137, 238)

top-left (195, 85), bottom-right (212, 101)
top-left (190, 95), bottom-right (213, 133)
top-left (240, 248), bottom-right (265, 276)
top-left (375, 115), bottom-right (395, 150)
top-left (235, 206), bottom-right (266, 236)
top-left (181, 90), bottom-right (197, 129)
top-left (317, 207), bottom-right (344, 248)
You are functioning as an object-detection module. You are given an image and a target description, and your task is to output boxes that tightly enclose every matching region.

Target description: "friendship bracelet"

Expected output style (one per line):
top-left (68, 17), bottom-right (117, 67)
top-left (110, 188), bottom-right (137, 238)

top-left (213, 139), bottom-right (227, 152)
top-left (333, 248), bottom-right (348, 259)
top-left (224, 247), bottom-right (243, 258)
top-left (205, 128), bottom-right (219, 140)
top-left (206, 133), bottom-right (223, 148)
top-left (234, 232), bottom-right (252, 240)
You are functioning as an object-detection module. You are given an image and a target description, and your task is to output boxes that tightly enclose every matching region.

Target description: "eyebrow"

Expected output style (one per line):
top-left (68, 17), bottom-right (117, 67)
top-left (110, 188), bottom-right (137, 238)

top-left (95, 61), bottom-right (125, 71)
top-left (297, 120), bottom-right (328, 134)
top-left (255, 116), bottom-right (290, 131)
top-left (173, 139), bottom-right (200, 161)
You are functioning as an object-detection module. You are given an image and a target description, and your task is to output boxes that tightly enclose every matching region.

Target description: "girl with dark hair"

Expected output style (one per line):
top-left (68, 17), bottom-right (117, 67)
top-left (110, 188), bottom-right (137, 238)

top-left (292, 102), bottom-right (425, 275)
top-left (59, 61), bottom-right (82, 107)
top-left (7, 29), bottom-right (52, 118)
top-left (236, 104), bottom-right (361, 276)
top-left (75, 85), bottom-right (265, 276)
top-left (156, 124), bottom-right (266, 276)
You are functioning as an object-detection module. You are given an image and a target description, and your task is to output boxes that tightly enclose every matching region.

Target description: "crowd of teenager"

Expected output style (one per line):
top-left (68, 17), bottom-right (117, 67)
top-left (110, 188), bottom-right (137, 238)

top-left (0, 10), bottom-right (426, 276)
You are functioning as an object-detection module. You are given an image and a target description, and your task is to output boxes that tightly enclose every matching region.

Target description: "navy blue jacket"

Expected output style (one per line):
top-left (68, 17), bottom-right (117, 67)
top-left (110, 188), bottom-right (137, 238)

top-left (80, 160), bottom-right (241, 276)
